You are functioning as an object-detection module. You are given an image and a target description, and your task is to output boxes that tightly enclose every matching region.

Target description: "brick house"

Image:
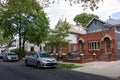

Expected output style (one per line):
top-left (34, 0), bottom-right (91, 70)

top-left (77, 17), bottom-right (120, 61)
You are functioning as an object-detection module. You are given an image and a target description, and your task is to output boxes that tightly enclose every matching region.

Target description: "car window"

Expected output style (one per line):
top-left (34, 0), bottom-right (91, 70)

top-left (8, 53), bottom-right (16, 55)
top-left (7, 52), bottom-right (16, 55)
top-left (39, 53), bottom-right (52, 58)
top-left (29, 52), bottom-right (36, 57)
top-left (33, 53), bottom-right (38, 58)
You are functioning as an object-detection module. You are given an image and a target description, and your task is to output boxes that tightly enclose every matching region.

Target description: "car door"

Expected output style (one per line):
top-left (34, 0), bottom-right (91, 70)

top-left (27, 53), bottom-right (34, 65)
top-left (32, 53), bottom-right (38, 66)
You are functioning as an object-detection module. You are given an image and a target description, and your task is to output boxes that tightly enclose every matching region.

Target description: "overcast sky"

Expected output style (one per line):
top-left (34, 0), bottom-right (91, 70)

top-left (44, 0), bottom-right (120, 29)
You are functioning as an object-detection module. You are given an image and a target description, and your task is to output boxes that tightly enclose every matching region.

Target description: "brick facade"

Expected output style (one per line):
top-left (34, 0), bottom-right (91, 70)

top-left (77, 29), bottom-right (118, 61)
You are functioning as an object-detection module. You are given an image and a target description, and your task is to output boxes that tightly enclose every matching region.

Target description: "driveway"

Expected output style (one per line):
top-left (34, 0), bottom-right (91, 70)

top-left (72, 60), bottom-right (120, 79)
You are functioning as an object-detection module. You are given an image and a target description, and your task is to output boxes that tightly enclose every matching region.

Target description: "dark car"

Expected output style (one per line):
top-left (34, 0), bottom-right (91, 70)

top-left (0, 52), bottom-right (3, 59)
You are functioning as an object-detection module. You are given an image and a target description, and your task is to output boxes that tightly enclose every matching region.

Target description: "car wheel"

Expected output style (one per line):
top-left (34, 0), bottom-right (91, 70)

top-left (25, 60), bottom-right (29, 66)
top-left (6, 58), bottom-right (9, 62)
top-left (36, 62), bottom-right (41, 69)
top-left (3, 58), bottom-right (5, 61)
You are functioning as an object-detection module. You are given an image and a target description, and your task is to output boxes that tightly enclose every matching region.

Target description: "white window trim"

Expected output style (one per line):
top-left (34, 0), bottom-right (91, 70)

top-left (88, 41), bottom-right (100, 50)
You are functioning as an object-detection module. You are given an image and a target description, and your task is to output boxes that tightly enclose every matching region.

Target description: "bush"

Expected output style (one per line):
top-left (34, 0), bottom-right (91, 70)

top-left (10, 48), bottom-right (28, 58)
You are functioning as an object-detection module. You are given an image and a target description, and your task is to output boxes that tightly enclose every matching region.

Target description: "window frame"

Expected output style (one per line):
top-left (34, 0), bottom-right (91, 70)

top-left (88, 41), bottom-right (100, 50)
top-left (117, 41), bottom-right (120, 49)
top-left (72, 44), bottom-right (77, 52)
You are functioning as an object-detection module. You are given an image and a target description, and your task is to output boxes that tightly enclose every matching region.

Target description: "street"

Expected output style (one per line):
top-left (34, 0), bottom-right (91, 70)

top-left (0, 61), bottom-right (117, 80)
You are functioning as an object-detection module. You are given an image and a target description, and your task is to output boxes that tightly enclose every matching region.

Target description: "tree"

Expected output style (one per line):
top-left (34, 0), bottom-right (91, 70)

top-left (38, 0), bottom-right (103, 11)
top-left (47, 19), bottom-right (71, 53)
top-left (0, 29), bottom-right (10, 47)
top-left (74, 12), bottom-right (99, 27)
top-left (0, 0), bottom-right (49, 57)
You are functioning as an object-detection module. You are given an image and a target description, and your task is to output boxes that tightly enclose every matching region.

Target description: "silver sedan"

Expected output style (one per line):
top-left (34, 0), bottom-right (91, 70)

top-left (25, 52), bottom-right (57, 68)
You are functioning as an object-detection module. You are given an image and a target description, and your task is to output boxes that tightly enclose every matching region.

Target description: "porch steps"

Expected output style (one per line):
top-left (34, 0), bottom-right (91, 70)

top-left (97, 54), bottom-right (111, 61)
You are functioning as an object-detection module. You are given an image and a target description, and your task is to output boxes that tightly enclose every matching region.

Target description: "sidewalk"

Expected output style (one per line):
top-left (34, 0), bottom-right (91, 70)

top-left (58, 61), bottom-right (120, 79)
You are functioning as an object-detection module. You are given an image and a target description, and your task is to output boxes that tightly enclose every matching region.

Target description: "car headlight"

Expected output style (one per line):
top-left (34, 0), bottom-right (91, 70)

top-left (41, 59), bottom-right (47, 63)
top-left (43, 59), bottom-right (47, 62)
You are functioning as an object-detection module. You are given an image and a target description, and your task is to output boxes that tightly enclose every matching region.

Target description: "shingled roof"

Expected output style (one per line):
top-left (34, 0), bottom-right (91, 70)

top-left (105, 17), bottom-right (120, 25)
top-left (69, 25), bottom-right (86, 34)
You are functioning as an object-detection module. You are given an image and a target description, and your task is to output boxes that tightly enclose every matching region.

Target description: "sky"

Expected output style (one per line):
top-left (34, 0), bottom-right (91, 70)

top-left (44, 0), bottom-right (120, 29)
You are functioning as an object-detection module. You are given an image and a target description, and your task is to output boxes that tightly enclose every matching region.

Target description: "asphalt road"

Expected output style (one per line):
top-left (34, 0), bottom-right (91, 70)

top-left (0, 60), bottom-right (117, 80)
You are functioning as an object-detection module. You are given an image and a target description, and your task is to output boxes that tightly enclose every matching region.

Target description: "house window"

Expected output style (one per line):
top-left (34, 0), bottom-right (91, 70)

top-left (90, 28), bottom-right (102, 33)
top-left (88, 41), bottom-right (100, 50)
top-left (72, 45), bottom-right (77, 52)
top-left (117, 41), bottom-right (120, 49)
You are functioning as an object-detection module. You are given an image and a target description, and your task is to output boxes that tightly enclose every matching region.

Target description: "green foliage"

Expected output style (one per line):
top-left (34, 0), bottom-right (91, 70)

top-left (57, 63), bottom-right (81, 69)
top-left (0, 29), bottom-right (10, 46)
top-left (47, 19), bottom-right (70, 52)
top-left (74, 12), bottom-right (99, 27)
top-left (0, 0), bottom-right (49, 57)
top-left (10, 48), bottom-right (28, 57)
top-left (39, 0), bottom-right (103, 11)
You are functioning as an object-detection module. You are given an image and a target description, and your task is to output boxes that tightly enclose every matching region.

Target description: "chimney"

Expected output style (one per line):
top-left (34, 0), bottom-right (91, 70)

top-left (109, 16), bottom-right (111, 19)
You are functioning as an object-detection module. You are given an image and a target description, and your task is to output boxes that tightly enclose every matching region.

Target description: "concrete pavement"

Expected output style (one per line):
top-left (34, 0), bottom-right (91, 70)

top-left (58, 60), bottom-right (120, 79)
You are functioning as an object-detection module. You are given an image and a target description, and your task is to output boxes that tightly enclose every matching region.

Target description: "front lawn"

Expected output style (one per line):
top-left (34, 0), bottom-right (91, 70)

top-left (57, 63), bottom-right (82, 69)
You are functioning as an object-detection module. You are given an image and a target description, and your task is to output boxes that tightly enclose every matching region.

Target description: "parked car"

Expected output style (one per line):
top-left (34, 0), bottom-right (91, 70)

top-left (25, 52), bottom-right (57, 68)
top-left (3, 52), bottom-right (19, 61)
top-left (0, 52), bottom-right (3, 59)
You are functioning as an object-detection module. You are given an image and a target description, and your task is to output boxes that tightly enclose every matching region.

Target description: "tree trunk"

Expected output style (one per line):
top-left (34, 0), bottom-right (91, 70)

top-left (22, 36), bottom-right (26, 57)
top-left (18, 12), bottom-right (22, 59)
top-left (19, 29), bottom-right (22, 59)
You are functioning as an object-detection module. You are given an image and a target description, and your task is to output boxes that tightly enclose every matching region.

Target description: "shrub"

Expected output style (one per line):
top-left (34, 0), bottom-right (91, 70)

top-left (10, 48), bottom-right (28, 58)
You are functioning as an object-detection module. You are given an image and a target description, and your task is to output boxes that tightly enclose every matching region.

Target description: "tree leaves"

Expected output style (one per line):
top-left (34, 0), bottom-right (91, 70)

top-left (38, 0), bottom-right (103, 11)
top-left (74, 12), bottom-right (99, 27)
top-left (0, 0), bottom-right (49, 50)
top-left (47, 19), bottom-right (70, 52)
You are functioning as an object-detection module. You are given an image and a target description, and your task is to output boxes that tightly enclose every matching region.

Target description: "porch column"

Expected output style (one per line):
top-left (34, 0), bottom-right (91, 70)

top-left (80, 53), bottom-right (84, 63)
top-left (93, 53), bottom-right (96, 61)
top-left (40, 44), bottom-right (45, 52)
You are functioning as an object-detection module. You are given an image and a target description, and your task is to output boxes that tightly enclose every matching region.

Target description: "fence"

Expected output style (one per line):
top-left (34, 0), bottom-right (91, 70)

top-left (51, 53), bottom-right (96, 63)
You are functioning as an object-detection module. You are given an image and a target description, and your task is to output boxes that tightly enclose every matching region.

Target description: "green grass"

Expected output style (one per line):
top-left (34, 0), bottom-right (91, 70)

top-left (57, 63), bottom-right (82, 69)
top-left (118, 76), bottom-right (120, 80)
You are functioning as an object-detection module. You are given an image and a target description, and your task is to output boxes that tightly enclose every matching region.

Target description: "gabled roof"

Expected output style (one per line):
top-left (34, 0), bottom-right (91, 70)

top-left (85, 18), bottom-right (114, 28)
top-left (69, 25), bottom-right (86, 34)
top-left (85, 17), bottom-right (120, 29)
top-left (85, 18), bottom-right (107, 28)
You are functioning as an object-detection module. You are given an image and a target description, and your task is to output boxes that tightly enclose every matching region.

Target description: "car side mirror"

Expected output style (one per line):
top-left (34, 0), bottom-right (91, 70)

top-left (34, 55), bottom-right (38, 58)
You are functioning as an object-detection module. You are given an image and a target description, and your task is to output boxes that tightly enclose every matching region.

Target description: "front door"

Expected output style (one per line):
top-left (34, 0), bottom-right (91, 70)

top-left (104, 37), bottom-right (111, 53)
top-left (79, 40), bottom-right (84, 53)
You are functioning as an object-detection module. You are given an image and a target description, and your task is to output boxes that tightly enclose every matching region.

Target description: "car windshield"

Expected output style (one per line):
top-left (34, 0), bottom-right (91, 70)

top-left (38, 52), bottom-right (52, 58)
top-left (0, 53), bottom-right (2, 56)
top-left (8, 53), bottom-right (16, 55)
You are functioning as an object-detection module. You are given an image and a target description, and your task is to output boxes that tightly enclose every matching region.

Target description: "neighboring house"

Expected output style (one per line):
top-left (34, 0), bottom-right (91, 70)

top-left (77, 17), bottom-right (120, 61)
top-left (60, 25), bottom-right (86, 54)
top-left (6, 38), bottom-right (45, 52)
